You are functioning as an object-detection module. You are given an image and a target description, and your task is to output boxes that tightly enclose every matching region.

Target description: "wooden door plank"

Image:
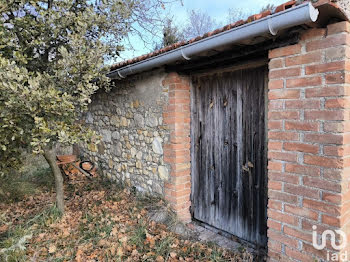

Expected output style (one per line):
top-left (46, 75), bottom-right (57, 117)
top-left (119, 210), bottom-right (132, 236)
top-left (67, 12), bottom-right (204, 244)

top-left (191, 65), bottom-right (267, 247)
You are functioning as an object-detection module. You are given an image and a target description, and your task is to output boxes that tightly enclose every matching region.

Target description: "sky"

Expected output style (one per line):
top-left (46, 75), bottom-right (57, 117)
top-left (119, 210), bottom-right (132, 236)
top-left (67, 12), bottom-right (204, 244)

top-left (116, 0), bottom-right (288, 62)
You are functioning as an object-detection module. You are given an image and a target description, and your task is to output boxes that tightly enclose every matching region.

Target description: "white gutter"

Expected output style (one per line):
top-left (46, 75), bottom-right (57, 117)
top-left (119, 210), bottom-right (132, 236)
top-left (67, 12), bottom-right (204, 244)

top-left (108, 2), bottom-right (319, 79)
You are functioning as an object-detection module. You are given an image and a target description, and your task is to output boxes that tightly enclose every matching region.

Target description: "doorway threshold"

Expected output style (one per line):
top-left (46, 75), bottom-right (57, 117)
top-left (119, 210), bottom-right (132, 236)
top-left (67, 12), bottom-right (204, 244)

top-left (188, 221), bottom-right (267, 260)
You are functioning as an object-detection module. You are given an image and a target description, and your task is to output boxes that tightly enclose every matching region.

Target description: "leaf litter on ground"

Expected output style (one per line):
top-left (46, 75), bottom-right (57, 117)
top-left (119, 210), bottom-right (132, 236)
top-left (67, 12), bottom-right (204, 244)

top-left (0, 175), bottom-right (255, 262)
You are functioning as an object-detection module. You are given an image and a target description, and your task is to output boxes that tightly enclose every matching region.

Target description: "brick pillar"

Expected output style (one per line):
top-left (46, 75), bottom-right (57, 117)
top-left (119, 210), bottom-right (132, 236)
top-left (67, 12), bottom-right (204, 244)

top-left (267, 21), bottom-right (350, 261)
top-left (162, 72), bottom-right (191, 222)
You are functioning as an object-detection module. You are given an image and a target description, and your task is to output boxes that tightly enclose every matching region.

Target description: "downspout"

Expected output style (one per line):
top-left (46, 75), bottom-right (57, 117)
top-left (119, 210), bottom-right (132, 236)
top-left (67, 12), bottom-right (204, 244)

top-left (108, 2), bottom-right (319, 79)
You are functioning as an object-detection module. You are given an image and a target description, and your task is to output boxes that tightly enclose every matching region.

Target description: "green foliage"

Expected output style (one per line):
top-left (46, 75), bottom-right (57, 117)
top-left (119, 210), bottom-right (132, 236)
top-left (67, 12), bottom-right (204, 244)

top-left (0, 0), bottom-right (168, 175)
top-left (155, 18), bottom-right (184, 49)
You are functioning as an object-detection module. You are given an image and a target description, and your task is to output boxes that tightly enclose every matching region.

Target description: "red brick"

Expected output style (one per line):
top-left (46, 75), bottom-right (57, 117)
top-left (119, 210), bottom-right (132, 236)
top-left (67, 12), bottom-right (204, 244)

top-left (269, 59), bottom-right (284, 70)
top-left (325, 98), bottom-right (350, 109)
top-left (268, 89), bottom-right (300, 100)
top-left (304, 110), bottom-right (346, 121)
top-left (324, 145), bottom-right (350, 157)
top-left (269, 67), bottom-right (301, 79)
top-left (302, 220), bottom-right (329, 234)
top-left (268, 141), bottom-right (283, 151)
top-left (163, 143), bottom-right (190, 150)
top-left (268, 162), bottom-right (283, 171)
top-left (284, 204), bottom-right (319, 220)
top-left (304, 133), bottom-right (343, 145)
top-left (163, 72), bottom-right (191, 221)
top-left (303, 199), bottom-right (341, 216)
top-left (306, 85), bottom-right (347, 99)
top-left (269, 191), bottom-right (298, 204)
top-left (285, 163), bottom-right (320, 176)
top-left (322, 214), bottom-right (341, 227)
top-left (304, 155), bottom-right (343, 168)
top-left (323, 168), bottom-right (343, 181)
top-left (268, 209), bottom-right (299, 226)
top-left (268, 79), bottom-right (284, 89)
top-left (306, 34), bottom-right (350, 52)
top-left (169, 90), bottom-right (189, 98)
top-left (284, 226), bottom-right (313, 242)
top-left (326, 46), bottom-right (350, 61)
top-left (267, 229), bottom-right (299, 248)
top-left (269, 44), bottom-right (302, 59)
top-left (303, 177), bottom-right (341, 193)
top-left (325, 72), bottom-right (350, 84)
top-left (268, 180), bottom-right (282, 191)
top-left (286, 76), bottom-right (322, 88)
top-left (268, 200), bottom-right (282, 212)
top-left (343, 189), bottom-right (350, 203)
top-left (285, 51), bottom-right (322, 67)
top-left (268, 111), bottom-right (299, 120)
top-left (324, 122), bottom-right (350, 133)
top-left (284, 142), bottom-right (319, 154)
top-left (171, 188), bottom-right (191, 197)
top-left (322, 192), bottom-right (342, 204)
top-left (284, 183), bottom-right (320, 199)
top-left (285, 121), bottom-right (319, 132)
top-left (285, 100), bottom-right (320, 109)
top-left (327, 21), bottom-right (350, 35)
top-left (300, 28), bottom-right (326, 41)
top-left (268, 131), bottom-right (299, 141)
top-left (268, 120), bottom-right (283, 130)
top-left (268, 151), bottom-right (297, 162)
top-left (269, 100), bottom-right (284, 110)
top-left (267, 219), bottom-right (282, 231)
top-left (285, 247), bottom-right (314, 262)
top-left (305, 61), bottom-right (345, 75)
top-left (168, 97), bottom-right (190, 105)
top-left (303, 243), bottom-right (328, 260)
top-left (268, 241), bottom-right (282, 253)
top-left (269, 172), bottom-right (299, 184)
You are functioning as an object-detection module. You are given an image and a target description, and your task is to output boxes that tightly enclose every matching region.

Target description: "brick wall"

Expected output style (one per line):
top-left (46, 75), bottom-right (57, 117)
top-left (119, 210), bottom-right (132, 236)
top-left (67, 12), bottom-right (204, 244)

top-left (162, 73), bottom-right (192, 222)
top-left (267, 21), bottom-right (350, 261)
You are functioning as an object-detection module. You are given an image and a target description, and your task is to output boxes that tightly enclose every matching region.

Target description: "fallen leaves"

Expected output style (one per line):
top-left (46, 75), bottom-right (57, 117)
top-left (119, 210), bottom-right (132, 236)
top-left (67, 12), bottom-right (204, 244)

top-left (1, 179), bottom-right (255, 261)
top-left (48, 244), bottom-right (56, 254)
top-left (0, 224), bottom-right (8, 233)
top-left (75, 249), bottom-right (83, 262)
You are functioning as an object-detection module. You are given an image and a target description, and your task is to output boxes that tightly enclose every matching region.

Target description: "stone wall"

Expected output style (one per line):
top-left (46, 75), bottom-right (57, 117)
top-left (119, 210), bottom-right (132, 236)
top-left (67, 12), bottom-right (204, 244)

top-left (80, 70), bottom-right (170, 195)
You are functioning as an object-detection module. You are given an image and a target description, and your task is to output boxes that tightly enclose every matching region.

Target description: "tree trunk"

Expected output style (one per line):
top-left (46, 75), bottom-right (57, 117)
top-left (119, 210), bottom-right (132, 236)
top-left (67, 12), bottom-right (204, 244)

top-left (43, 147), bottom-right (64, 214)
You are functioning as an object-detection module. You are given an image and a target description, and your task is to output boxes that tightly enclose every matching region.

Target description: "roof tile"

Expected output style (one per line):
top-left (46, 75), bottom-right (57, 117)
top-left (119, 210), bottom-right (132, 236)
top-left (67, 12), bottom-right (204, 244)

top-left (110, 0), bottom-right (336, 71)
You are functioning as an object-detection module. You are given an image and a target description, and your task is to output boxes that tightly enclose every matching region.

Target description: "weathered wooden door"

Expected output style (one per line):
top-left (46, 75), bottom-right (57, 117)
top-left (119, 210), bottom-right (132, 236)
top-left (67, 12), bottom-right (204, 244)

top-left (191, 65), bottom-right (267, 247)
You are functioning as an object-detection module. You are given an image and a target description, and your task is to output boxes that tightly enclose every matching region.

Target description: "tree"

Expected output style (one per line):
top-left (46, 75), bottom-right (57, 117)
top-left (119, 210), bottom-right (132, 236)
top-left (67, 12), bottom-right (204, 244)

top-left (226, 3), bottom-right (275, 25)
top-left (182, 10), bottom-right (218, 40)
top-left (162, 18), bottom-right (184, 46)
top-left (0, 0), bottom-right (168, 214)
top-left (154, 9), bottom-right (218, 49)
top-left (226, 8), bottom-right (248, 24)
top-left (154, 18), bottom-right (184, 49)
top-left (260, 4), bottom-right (275, 13)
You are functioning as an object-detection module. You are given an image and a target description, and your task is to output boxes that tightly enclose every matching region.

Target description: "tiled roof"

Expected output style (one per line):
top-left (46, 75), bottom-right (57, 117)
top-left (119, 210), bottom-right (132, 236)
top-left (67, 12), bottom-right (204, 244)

top-left (110, 0), bottom-right (336, 71)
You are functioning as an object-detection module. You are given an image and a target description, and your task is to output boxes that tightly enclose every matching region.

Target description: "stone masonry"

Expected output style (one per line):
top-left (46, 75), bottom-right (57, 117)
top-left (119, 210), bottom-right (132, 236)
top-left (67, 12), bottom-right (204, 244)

top-left (80, 70), bottom-right (171, 195)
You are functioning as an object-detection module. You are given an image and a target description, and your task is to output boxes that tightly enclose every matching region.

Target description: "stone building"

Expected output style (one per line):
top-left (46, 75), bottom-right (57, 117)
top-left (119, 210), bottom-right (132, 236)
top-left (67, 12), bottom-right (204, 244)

top-left (80, 0), bottom-right (350, 261)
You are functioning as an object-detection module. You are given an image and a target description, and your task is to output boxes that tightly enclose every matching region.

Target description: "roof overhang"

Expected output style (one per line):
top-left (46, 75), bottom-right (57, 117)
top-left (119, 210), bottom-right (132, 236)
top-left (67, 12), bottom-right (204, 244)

top-left (108, 1), bottom-right (347, 80)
